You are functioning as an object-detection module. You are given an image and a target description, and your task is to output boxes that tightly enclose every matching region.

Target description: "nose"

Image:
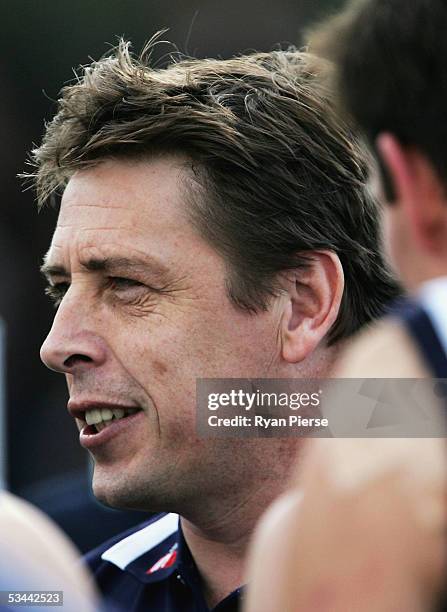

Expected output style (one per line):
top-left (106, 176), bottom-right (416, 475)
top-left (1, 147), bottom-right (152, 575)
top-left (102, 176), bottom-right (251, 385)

top-left (40, 294), bottom-right (107, 375)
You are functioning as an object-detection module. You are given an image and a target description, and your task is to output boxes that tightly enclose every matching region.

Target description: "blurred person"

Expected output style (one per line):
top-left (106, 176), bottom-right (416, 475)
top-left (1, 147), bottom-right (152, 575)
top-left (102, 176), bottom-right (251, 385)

top-left (246, 436), bottom-right (447, 612)
top-left (28, 39), bottom-right (399, 611)
top-left (0, 490), bottom-right (100, 612)
top-left (245, 1), bottom-right (447, 610)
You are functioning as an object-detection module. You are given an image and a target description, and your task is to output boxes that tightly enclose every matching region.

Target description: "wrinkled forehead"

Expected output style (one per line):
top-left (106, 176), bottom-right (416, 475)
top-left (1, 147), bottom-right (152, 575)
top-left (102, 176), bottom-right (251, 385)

top-left (45, 155), bottom-right (221, 276)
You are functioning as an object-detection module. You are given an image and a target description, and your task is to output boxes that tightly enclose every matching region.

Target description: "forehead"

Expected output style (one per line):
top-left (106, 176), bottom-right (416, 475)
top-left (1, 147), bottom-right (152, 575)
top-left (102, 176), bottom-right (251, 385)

top-left (47, 156), bottom-right (202, 267)
top-left (60, 155), bottom-right (192, 228)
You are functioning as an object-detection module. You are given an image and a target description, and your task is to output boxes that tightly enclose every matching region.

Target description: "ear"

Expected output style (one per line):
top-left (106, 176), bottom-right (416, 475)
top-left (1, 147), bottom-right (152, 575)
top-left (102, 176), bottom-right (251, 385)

top-left (377, 133), bottom-right (447, 255)
top-left (280, 251), bottom-right (344, 363)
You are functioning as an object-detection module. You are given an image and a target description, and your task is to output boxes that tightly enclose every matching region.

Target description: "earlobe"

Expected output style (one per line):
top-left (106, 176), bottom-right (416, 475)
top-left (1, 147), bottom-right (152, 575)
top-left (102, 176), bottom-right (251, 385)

top-left (280, 251), bottom-right (344, 364)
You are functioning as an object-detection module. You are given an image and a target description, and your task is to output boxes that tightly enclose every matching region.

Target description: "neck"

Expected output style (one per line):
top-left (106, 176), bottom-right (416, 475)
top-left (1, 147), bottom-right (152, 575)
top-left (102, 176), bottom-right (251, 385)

top-left (181, 518), bottom-right (245, 608)
top-left (176, 351), bottom-right (338, 608)
top-left (180, 438), bottom-right (302, 608)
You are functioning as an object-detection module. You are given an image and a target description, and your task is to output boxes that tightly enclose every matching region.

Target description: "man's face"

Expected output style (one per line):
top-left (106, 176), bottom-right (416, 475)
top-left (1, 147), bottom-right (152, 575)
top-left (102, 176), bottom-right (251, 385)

top-left (40, 156), bottom-right (282, 511)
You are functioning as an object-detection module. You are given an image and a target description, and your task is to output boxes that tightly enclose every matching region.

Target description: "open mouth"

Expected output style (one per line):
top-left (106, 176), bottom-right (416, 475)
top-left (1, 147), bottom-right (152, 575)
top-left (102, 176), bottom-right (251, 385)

top-left (82, 406), bottom-right (142, 434)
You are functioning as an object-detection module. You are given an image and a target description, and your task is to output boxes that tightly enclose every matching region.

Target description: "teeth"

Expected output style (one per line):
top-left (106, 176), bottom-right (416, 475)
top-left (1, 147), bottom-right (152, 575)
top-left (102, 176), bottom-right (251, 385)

top-left (96, 420), bottom-right (112, 432)
top-left (86, 409), bottom-right (102, 425)
top-left (101, 408), bottom-right (113, 421)
top-left (84, 407), bottom-right (138, 430)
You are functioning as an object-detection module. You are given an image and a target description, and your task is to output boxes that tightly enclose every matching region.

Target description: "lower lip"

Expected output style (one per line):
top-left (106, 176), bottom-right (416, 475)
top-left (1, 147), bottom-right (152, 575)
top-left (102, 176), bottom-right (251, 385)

top-left (79, 411), bottom-right (145, 449)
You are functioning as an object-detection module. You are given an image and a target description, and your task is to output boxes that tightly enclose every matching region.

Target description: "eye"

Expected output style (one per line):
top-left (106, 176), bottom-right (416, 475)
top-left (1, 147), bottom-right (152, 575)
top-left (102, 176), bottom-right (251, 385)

top-left (107, 277), bottom-right (151, 301)
top-left (108, 277), bottom-right (145, 291)
top-left (45, 282), bottom-right (70, 307)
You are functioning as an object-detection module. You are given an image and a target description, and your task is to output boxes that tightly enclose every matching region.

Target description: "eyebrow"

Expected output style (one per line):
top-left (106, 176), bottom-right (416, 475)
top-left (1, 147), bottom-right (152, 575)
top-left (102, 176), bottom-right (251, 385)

top-left (40, 255), bottom-right (169, 282)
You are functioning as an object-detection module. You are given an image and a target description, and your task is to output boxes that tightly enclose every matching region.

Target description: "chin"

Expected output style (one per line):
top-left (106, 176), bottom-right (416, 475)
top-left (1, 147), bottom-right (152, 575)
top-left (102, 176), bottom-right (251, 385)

top-left (92, 469), bottom-right (137, 510)
top-left (92, 481), bottom-right (123, 510)
top-left (91, 467), bottom-right (160, 512)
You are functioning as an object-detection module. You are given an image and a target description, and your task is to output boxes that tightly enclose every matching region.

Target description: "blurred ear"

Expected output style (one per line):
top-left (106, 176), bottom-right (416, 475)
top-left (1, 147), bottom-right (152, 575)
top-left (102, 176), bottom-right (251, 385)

top-left (280, 251), bottom-right (344, 363)
top-left (377, 133), bottom-right (447, 255)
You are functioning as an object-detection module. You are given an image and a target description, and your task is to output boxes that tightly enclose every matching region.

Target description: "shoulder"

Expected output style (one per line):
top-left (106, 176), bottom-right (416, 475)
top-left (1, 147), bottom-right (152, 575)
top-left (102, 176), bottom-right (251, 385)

top-left (336, 316), bottom-right (430, 377)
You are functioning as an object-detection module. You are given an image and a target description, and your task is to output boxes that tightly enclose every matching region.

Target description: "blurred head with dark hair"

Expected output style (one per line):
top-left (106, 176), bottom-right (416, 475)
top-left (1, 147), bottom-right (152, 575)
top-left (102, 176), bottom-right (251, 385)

top-left (311, 0), bottom-right (447, 290)
top-left (312, 0), bottom-right (447, 179)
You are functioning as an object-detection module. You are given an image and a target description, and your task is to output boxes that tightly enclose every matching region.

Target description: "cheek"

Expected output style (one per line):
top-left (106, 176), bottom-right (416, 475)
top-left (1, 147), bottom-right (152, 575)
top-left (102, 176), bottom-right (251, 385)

top-left (105, 299), bottom-right (276, 394)
top-left (106, 321), bottom-right (193, 396)
top-left (152, 359), bottom-right (168, 376)
top-left (107, 311), bottom-right (205, 371)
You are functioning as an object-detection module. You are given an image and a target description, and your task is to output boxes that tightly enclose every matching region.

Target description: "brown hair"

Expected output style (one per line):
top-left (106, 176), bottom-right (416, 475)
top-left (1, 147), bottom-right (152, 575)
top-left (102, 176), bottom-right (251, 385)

top-left (28, 38), bottom-right (400, 343)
